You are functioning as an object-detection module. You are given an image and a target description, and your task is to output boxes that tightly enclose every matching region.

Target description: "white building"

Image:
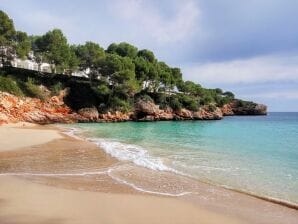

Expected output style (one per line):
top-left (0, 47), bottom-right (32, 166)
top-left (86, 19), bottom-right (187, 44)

top-left (39, 63), bottom-right (52, 73)
top-left (11, 58), bottom-right (52, 73)
top-left (72, 68), bottom-right (90, 78)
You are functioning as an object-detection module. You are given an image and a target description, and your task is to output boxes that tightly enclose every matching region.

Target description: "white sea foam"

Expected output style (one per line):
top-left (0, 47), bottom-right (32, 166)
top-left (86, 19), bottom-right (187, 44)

top-left (62, 127), bottom-right (84, 140)
top-left (87, 137), bottom-right (178, 172)
top-left (107, 167), bottom-right (191, 197)
top-left (62, 127), bottom-right (179, 173)
top-left (62, 127), bottom-right (191, 196)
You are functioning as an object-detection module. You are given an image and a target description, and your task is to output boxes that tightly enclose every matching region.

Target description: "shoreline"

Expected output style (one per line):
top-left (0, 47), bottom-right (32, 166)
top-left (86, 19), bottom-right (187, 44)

top-left (0, 123), bottom-right (297, 223)
top-left (61, 123), bottom-right (298, 210)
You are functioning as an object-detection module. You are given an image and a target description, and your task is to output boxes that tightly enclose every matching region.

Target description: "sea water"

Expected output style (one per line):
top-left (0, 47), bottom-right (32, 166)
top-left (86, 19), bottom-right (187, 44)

top-left (65, 112), bottom-right (298, 204)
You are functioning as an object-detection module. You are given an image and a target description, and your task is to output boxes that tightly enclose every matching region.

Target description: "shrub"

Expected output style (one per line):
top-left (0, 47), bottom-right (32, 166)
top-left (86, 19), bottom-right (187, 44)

top-left (223, 91), bottom-right (235, 99)
top-left (217, 96), bottom-right (231, 107)
top-left (153, 92), bottom-right (166, 104)
top-left (200, 95), bottom-right (213, 105)
top-left (24, 78), bottom-right (46, 100)
top-left (0, 76), bottom-right (23, 96)
top-left (110, 96), bottom-right (132, 113)
top-left (139, 94), bottom-right (153, 102)
top-left (50, 82), bottom-right (63, 96)
top-left (179, 94), bottom-right (199, 111)
top-left (169, 96), bottom-right (182, 111)
top-left (97, 84), bottom-right (111, 95)
top-left (208, 104), bottom-right (217, 112)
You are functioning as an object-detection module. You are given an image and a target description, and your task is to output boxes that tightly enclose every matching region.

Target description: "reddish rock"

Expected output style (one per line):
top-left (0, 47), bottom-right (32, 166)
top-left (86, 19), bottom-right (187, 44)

top-left (221, 104), bottom-right (234, 116)
top-left (1, 90), bottom-right (267, 125)
top-left (134, 100), bottom-right (160, 117)
top-left (98, 111), bottom-right (132, 122)
top-left (228, 100), bottom-right (267, 115)
top-left (193, 106), bottom-right (223, 120)
top-left (158, 112), bottom-right (174, 120)
top-left (0, 91), bottom-right (83, 124)
top-left (78, 107), bottom-right (99, 121)
top-left (175, 109), bottom-right (193, 119)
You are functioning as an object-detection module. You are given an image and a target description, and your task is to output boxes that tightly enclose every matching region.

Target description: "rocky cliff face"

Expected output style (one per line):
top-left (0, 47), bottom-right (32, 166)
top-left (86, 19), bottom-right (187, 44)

top-left (0, 91), bottom-right (267, 125)
top-left (134, 100), bottom-right (223, 121)
top-left (0, 92), bottom-right (85, 124)
top-left (221, 100), bottom-right (267, 116)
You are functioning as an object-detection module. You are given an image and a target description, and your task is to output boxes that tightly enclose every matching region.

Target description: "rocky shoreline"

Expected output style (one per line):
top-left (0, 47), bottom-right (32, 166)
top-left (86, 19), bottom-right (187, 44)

top-left (0, 91), bottom-right (267, 125)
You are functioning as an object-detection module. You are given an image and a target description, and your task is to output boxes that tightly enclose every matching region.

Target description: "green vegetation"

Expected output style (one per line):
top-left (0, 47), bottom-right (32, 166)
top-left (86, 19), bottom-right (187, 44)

top-left (0, 76), bottom-right (23, 96)
top-left (0, 10), bottom-right (15, 46)
top-left (0, 74), bottom-right (46, 101)
top-left (0, 10), bottom-right (237, 113)
top-left (50, 82), bottom-right (63, 96)
top-left (22, 78), bottom-right (46, 100)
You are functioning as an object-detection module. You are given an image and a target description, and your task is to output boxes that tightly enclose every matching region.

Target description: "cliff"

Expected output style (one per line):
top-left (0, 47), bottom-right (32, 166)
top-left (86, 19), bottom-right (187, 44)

top-left (134, 100), bottom-right (223, 121)
top-left (0, 91), bottom-right (84, 125)
top-left (0, 92), bottom-right (222, 124)
top-left (221, 100), bottom-right (267, 116)
top-left (0, 91), bottom-right (266, 125)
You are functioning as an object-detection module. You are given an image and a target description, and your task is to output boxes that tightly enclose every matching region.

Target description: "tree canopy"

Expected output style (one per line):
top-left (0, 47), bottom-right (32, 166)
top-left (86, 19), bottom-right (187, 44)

top-left (0, 10), bottom-right (237, 113)
top-left (0, 10), bottom-right (15, 46)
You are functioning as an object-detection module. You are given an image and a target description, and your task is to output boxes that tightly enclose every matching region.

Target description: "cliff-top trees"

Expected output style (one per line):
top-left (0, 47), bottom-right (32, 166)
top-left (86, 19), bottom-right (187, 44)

top-left (107, 42), bottom-right (138, 58)
top-left (14, 31), bottom-right (31, 59)
top-left (0, 10), bottom-right (15, 46)
top-left (34, 29), bottom-right (73, 72)
top-left (134, 49), bottom-right (159, 91)
top-left (0, 10), bottom-right (238, 113)
top-left (74, 41), bottom-right (105, 77)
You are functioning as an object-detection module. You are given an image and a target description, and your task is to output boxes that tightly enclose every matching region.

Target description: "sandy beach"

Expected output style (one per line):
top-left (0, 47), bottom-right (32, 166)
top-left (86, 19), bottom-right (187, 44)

top-left (0, 122), bottom-right (62, 151)
top-left (0, 123), bottom-right (297, 224)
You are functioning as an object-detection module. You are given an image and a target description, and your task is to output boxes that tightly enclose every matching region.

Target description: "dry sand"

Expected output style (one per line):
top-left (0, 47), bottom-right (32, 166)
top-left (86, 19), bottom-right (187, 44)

top-left (0, 122), bottom-right (62, 151)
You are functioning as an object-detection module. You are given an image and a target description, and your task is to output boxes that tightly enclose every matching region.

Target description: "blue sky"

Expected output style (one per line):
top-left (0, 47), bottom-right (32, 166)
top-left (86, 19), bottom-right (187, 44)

top-left (1, 0), bottom-right (298, 111)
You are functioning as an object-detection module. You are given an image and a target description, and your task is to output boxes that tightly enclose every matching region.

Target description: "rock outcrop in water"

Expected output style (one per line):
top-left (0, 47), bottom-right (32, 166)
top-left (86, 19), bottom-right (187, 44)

top-left (221, 100), bottom-right (267, 116)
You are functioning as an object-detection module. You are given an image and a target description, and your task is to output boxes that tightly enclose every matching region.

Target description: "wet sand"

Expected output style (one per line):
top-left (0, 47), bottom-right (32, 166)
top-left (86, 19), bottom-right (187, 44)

top-left (0, 123), bottom-right (297, 223)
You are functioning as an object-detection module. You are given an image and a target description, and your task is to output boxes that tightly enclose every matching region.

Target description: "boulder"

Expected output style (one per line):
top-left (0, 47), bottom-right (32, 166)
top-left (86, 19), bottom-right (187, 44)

top-left (78, 107), bottom-right (99, 121)
top-left (193, 107), bottom-right (223, 120)
top-left (134, 99), bottom-right (160, 119)
top-left (175, 108), bottom-right (193, 119)
top-left (158, 112), bottom-right (174, 120)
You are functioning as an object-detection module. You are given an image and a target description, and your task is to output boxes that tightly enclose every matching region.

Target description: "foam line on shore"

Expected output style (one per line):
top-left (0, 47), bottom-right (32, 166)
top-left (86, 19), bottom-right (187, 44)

top-left (61, 126), bottom-right (298, 209)
top-left (62, 127), bottom-right (175, 172)
top-left (220, 185), bottom-right (298, 210)
top-left (107, 167), bottom-right (191, 197)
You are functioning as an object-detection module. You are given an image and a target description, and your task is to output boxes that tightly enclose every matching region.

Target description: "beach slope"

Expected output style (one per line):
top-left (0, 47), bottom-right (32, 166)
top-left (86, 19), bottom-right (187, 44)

top-left (0, 123), bottom-right (246, 224)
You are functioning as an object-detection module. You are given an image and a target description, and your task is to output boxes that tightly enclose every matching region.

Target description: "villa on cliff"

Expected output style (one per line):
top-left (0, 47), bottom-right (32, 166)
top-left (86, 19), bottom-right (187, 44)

top-left (0, 46), bottom-right (89, 77)
top-left (0, 47), bottom-right (53, 73)
top-left (11, 57), bottom-right (52, 73)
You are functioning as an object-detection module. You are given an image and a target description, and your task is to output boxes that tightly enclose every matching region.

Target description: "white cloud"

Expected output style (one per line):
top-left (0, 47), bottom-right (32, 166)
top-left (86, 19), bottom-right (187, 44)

top-left (110, 0), bottom-right (200, 43)
top-left (182, 54), bottom-right (298, 84)
top-left (243, 90), bottom-right (298, 100)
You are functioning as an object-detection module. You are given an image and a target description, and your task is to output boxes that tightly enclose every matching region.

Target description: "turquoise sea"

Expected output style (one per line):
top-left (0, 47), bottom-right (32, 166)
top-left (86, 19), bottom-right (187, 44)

top-left (65, 112), bottom-right (298, 204)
